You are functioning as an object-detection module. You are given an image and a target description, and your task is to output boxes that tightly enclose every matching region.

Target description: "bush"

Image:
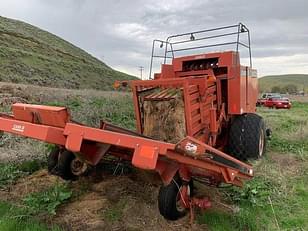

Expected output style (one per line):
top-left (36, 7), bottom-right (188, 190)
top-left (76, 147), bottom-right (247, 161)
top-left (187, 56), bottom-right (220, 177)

top-left (271, 86), bottom-right (281, 93)
top-left (281, 84), bottom-right (297, 94)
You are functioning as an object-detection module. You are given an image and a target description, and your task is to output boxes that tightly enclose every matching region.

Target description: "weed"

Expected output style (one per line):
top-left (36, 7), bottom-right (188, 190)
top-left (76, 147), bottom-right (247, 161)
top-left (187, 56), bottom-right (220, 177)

top-left (0, 164), bottom-right (25, 188)
top-left (268, 136), bottom-right (308, 155)
top-left (23, 183), bottom-right (72, 215)
top-left (0, 160), bottom-right (45, 188)
top-left (45, 143), bottom-right (56, 154)
top-left (224, 176), bottom-right (275, 206)
top-left (18, 159), bottom-right (44, 173)
top-left (0, 201), bottom-right (62, 231)
top-left (104, 199), bottom-right (127, 222)
top-left (198, 208), bottom-right (258, 231)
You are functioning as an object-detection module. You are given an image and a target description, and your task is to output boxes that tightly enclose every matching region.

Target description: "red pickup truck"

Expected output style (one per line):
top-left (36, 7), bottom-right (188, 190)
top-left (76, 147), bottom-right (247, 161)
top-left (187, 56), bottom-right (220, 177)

top-left (264, 97), bottom-right (292, 109)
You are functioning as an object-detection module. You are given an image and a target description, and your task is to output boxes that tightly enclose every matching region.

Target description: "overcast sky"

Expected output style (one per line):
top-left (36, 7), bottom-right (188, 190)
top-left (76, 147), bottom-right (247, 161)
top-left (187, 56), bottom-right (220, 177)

top-left (0, 0), bottom-right (307, 77)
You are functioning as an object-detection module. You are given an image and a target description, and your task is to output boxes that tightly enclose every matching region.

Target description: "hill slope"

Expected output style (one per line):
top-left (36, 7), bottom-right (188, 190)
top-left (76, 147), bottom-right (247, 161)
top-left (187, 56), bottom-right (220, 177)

top-left (0, 16), bottom-right (136, 90)
top-left (259, 74), bottom-right (308, 93)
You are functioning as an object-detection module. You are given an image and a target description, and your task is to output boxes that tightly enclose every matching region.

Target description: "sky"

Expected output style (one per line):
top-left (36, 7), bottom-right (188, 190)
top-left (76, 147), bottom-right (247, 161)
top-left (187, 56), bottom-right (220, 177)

top-left (0, 0), bottom-right (307, 78)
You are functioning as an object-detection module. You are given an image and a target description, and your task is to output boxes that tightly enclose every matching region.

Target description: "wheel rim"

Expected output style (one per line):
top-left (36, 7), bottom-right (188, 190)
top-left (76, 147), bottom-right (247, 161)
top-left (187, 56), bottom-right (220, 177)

top-left (70, 158), bottom-right (87, 176)
top-left (176, 185), bottom-right (190, 212)
top-left (259, 129), bottom-right (265, 157)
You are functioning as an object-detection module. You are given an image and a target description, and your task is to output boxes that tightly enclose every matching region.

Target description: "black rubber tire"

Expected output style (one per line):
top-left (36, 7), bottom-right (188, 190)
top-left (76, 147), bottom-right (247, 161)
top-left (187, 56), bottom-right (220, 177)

top-left (158, 177), bottom-right (193, 220)
top-left (57, 150), bottom-right (76, 180)
top-left (47, 146), bottom-right (60, 173)
top-left (228, 113), bottom-right (266, 161)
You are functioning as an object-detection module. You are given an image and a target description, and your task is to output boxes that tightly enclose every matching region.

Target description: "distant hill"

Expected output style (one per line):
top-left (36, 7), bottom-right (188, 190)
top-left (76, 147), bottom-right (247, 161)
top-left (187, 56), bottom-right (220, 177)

top-left (258, 74), bottom-right (308, 93)
top-left (0, 16), bottom-right (136, 90)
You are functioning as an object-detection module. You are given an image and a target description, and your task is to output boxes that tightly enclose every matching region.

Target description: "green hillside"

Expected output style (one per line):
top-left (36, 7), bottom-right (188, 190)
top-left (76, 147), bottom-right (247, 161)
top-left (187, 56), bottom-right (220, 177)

top-left (0, 16), bottom-right (136, 90)
top-left (259, 74), bottom-right (308, 93)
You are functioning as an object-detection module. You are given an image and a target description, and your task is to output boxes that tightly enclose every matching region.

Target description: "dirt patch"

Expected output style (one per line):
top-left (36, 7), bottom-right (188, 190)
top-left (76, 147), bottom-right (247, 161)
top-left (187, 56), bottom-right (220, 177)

top-left (1, 168), bottom-right (208, 231)
top-left (87, 175), bottom-right (205, 231)
top-left (73, 176), bottom-right (202, 231)
top-left (53, 192), bottom-right (107, 231)
top-left (269, 152), bottom-right (303, 176)
top-left (2, 170), bottom-right (64, 200)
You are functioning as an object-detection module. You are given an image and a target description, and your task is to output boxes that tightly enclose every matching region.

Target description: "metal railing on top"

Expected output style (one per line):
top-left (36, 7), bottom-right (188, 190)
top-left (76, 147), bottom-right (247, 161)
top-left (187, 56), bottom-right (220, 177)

top-left (149, 23), bottom-right (252, 79)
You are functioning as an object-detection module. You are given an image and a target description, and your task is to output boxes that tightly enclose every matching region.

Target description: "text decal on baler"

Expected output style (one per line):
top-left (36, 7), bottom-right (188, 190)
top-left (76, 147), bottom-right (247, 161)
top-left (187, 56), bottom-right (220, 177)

top-left (12, 124), bottom-right (25, 132)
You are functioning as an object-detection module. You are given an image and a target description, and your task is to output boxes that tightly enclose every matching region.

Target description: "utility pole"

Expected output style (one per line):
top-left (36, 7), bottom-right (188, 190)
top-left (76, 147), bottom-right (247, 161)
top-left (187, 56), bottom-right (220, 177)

top-left (139, 66), bottom-right (144, 80)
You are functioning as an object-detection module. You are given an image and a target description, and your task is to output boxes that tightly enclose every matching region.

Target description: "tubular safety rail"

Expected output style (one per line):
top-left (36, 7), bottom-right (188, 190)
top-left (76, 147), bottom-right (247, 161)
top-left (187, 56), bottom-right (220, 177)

top-left (149, 23), bottom-right (252, 78)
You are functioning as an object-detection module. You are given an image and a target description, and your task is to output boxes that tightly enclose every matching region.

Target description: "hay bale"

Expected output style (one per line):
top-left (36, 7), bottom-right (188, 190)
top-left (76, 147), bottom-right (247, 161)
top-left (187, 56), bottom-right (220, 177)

top-left (142, 90), bottom-right (186, 143)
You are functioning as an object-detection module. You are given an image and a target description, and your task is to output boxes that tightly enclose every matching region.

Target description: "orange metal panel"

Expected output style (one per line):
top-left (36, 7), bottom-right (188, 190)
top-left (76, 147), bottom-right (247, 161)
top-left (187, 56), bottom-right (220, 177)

top-left (190, 103), bottom-right (200, 111)
top-left (183, 82), bottom-right (193, 136)
top-left (192, 123), bottom-right (203, 135)
top-left (191, 109), bottom-right (200, 117)
top-left (190, 92), bottom-right (200, 101)
top-left (132, 145), bottom-right (159, 169)
top-left (12, 103), bottom-right (69, 128)
top-left (63, 123), bottom-right (175, 154)
top-left (132, 85), bottom-right (142, 133)
top-left (228, 66), bottom-right (241, 114)
top-left (0, 117), bottom-right (66, 145)
top-left (192, 113), bottom-right (201, 124)
top-left (160, 64), bottom-right (175, 79)
top-left (189, 85), bottom-right (199, 93)
top-left (65, 132), bottom-right (83, 152)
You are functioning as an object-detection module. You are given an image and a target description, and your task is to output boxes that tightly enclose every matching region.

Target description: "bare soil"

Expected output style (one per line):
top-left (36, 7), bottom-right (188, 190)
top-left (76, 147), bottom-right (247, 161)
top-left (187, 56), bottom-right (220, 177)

top-left (268, 152), bottom-right (304, 176)
top-left (1, 168), bottom-right (211, 231)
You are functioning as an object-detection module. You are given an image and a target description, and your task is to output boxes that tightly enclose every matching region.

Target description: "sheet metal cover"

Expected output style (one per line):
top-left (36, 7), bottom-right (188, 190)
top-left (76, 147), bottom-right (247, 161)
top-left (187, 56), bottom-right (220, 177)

top-left (12, 103), bottom-right (70, 128)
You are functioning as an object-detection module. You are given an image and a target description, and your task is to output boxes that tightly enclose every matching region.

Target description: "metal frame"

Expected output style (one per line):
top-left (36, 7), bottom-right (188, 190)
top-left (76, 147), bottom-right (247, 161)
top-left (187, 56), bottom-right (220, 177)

top-left (131, 77), bottom-right (208, 135)
top-left (149, 23), bottom-right (252, 78)
top-left (0, 103), bottom-right (253, 187)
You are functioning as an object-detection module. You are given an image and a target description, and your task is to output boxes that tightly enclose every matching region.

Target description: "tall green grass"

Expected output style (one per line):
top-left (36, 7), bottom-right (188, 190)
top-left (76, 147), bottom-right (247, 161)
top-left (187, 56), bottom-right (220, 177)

top-left (0, 201), bottom-right (61, 231)
top-left (199, 102), bottom-right (308, 230)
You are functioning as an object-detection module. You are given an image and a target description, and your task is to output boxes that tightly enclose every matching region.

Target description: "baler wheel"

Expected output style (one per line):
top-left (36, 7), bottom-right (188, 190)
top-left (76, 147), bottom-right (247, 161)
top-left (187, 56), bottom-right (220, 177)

top-left (158, 177), bottom-right (193, 220)
top-left (228, 113), bottom-right (266, 161)
top-left (57, 151), bottom-right (87, 180)
top-left (47, 146), bottom-right (60, 174)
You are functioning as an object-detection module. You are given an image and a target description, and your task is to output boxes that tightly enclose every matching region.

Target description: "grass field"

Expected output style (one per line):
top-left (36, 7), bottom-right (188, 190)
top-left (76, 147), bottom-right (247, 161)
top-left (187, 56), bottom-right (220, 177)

top-left (259, 74), bottom-right (308, 93)
top-left (198, 102), bottom-right (308, 230)
top-left (0, 16), bottom-right (136, 90)
top-left (0, 84), bottom-right (308, 230)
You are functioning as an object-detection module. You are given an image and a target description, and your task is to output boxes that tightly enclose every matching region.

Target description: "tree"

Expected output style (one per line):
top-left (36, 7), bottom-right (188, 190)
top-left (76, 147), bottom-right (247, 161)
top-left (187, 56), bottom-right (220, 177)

top-left (281, 84), bottom-right (297, 94)
top-left (271, 86), bottom-right (281, 93)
